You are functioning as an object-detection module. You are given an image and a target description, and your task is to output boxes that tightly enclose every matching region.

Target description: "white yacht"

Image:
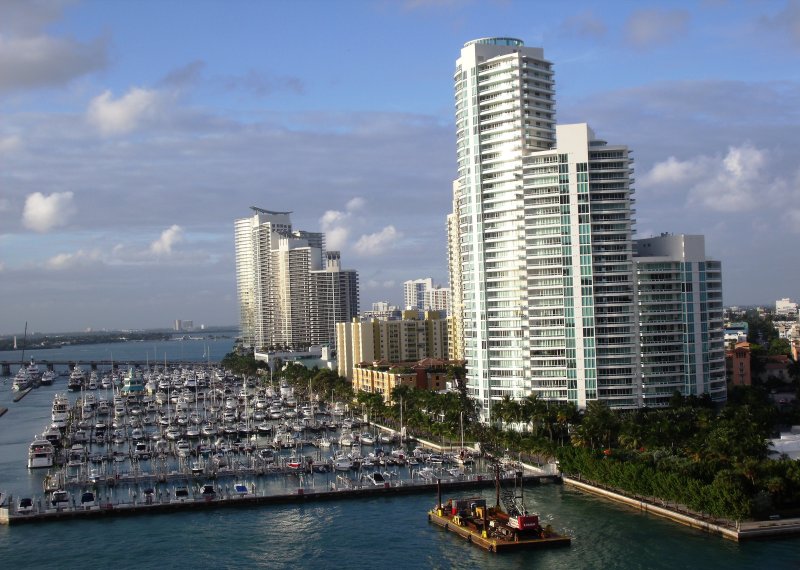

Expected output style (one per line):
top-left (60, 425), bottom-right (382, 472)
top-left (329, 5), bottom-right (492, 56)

top-left (67, 366), bottom-right (86, 391)
top-left (12, 367), bottom-right (32, 391)
top-left (51, 394), bottom-right (70, 428)
top-left (41, 370), bottom-right (56, 386)
top-left (28, 438), bottom-right (55, 469)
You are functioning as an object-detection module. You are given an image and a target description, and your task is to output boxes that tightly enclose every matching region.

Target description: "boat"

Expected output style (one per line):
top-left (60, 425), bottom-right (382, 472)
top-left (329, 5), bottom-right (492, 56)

top-left (427, 469), bottom-right (571, 553)
top-left (26, 359), bottom-right (42, 387)
top-left (42, 425), bottom-right (61, 445)
top-left (80, 491), bottom-right (97, 509)
top-left (27, 438), bottom-right (55, 469)
top-left (50, 489), bottom-right (71, 509)
top-left (332, 450), bottom-right (353, 471)
top-left (67, 366), bottom-right (86, 391)
top-left (17, 497), bottom-right (34, 515)
top-left (40, 370), bottom-right (56, 386)
top-left (51, 394), bottom-right (70, 428)
top-left (200, 483), bottom-right (217, 500)
top-left (121, 367), bottom-right (145, 396)
top-left (12, 367), bottom-right (32, 391)
top-left (233, 482), bottom-right (253, 497)
top-left (172, 485), bottom-right (191, 503)
top-left (361, 471), bottom-right (387, 487)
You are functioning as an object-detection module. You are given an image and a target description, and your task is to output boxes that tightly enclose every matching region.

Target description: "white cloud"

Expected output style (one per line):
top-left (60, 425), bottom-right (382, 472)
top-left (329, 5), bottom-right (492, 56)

top-left (346, 197), bottom-right (365, 211)
top-left (354, 225), bottom-right (400, 256)
top-left (319, 196), bottom-right (367, 250)
top-left (22, 191), bottom-right (76, 232)
top-left (325, 226), bottom-right (349, 251)
top-left (46, 249), bottom-right (102, 270)
top-left (87, 88), bottom-right (164, 136)
top-left (643, 144), bottom-right (784, 213)
top-left (150, 225), bottom-right (184, 255)
top-left (641, 155), bottom-right (707, 186)
top-left (625, 9), bottom-right (689, 48)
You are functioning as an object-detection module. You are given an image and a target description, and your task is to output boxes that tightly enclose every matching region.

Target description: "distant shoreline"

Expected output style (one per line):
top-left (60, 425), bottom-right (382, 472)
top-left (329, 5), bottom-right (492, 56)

top-left (0, 329), bottom-right (238, 353)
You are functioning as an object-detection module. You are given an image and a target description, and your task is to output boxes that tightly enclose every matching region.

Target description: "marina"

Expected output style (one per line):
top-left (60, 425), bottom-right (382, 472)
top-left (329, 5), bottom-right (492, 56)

top-left (1, 360), bottom-right (532, 525)
top-left (1, 353), bottom-right (799, 567)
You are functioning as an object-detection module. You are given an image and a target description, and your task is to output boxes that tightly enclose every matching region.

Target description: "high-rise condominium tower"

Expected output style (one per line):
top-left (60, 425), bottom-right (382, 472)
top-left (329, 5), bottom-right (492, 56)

top-left (235, 207), bottom-right (358, 351)
top-left (454, 38), bottom-right (556, 420)
top-left (451, 38), bottom-right (724, 420)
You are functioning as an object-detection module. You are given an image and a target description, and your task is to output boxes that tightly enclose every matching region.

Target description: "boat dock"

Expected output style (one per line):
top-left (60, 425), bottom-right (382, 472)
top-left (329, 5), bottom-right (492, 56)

top-left (0, 474), bottom-right (550, 525)
top-left (12, 388), bottom-right (32, 403)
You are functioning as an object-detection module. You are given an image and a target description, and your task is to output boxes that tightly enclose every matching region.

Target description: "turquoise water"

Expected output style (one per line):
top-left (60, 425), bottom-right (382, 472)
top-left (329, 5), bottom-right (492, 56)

top-left (1, 341), bottom-right (800, 568)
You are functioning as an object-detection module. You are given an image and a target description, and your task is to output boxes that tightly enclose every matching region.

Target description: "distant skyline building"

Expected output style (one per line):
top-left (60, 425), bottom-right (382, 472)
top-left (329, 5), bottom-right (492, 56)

top-left (235, 207), bottom-right (359, 351)
top-left (403, 278), bottom-right (450, 313)
top-left (449, 37), bottom-right (725, 420)
top-left (776, 298), bottom-right (798, 318)
top-left (173, 319), bottom-right (194, 332)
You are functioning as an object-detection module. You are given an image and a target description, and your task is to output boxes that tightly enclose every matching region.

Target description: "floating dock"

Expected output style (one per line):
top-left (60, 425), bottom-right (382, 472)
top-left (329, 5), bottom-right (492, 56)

top-left (12, 388), bottom-right (32, 403)
top-left (0, 474), bottom-right (551, 526)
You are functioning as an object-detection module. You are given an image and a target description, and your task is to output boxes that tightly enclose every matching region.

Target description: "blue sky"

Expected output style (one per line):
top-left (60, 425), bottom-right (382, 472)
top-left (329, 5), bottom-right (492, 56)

top-left (2, 0), bottom-right (800, 333)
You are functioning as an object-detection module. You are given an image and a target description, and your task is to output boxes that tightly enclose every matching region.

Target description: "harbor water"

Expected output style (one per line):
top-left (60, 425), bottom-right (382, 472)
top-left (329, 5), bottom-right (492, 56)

top-left (1, 341), bottom-right (800, 568)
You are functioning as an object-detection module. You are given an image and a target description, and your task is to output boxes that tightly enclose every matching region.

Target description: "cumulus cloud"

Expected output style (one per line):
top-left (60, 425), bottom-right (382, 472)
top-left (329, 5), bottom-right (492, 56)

top-left (87, 88), bottom-right (166, 136)
top-left (46, 249), bottom-right (102, 270)
top-left (319, 197), bottom-right (366, 250)
top-left (641, 155), bottom-right (710, 187)
top-left (561, 11), bottom-right (607, 39)
top-left (642, 144), bottom-right (787, 213)
top-left (150, 225), bottom-right (184, 255)
top-left (354, 226), bottom-right (400, 256)
top-left (625, 8), bottom-right (689, 48)
top-left (22, 191), bottom-right (76, 232)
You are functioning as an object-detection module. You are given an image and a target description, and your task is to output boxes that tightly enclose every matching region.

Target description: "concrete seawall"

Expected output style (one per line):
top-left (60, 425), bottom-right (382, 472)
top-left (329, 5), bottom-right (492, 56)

top-left (563, 477), bottom-right (800, 541)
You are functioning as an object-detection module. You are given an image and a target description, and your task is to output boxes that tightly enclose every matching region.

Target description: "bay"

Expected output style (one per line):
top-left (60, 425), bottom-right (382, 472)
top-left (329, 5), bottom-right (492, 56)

top-left (0, 340), bottom-right (799, 568)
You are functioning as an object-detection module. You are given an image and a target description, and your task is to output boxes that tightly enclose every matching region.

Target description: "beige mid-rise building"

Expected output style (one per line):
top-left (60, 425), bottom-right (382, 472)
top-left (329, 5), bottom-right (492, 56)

top-left (336, 310), bottom-right (449, 380)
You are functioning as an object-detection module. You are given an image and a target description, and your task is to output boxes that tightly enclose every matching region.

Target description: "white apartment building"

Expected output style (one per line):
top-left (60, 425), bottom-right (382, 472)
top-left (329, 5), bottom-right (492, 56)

top-left (235, 207), bottom-right (358, 351)
top-left (454, 38), bottom-right (556, 419)
top-left (634, 235), bottom-right (726, 406)
top-left (451, 37), bottom-right (724, 419)
top-left (776, 298), bottom-right (798, 318)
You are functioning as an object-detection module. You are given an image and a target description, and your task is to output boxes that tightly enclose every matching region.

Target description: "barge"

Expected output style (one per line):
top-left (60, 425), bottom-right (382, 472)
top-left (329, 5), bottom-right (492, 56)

top-left (428, 467), bottom-right (570, 553)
